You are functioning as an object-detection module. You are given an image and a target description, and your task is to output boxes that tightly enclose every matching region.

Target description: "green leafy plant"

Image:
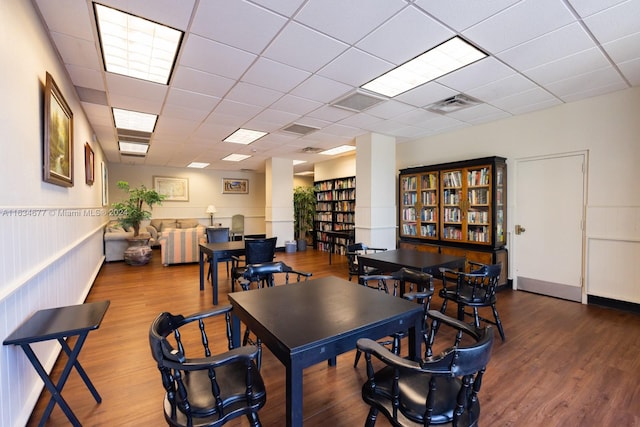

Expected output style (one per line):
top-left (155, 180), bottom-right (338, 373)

top-left (293, 186), bottom-right (316, 241)
top-left (111, 181), bottom-right (165, 236)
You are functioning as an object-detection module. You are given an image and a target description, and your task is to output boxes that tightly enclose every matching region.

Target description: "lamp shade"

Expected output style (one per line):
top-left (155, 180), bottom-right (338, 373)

top-left (206, 205), bottom-right (217, 214)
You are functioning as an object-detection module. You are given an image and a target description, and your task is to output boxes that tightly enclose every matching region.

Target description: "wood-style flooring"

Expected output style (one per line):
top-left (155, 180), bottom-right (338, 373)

top-left (27, 248), bottom-right (640, 426)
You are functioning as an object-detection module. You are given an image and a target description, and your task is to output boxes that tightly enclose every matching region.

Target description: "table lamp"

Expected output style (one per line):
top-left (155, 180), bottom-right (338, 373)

top-left (205, 205), bottom-right (217, 226)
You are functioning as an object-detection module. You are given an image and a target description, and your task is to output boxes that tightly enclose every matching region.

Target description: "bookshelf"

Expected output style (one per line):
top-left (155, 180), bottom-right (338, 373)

top-left (399, 157), bottom-right (508, 286)
top-left (314, 176), bottom-right (356, 255)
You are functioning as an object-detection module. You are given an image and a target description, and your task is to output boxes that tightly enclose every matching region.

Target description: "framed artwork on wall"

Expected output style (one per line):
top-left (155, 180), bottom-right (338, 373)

top-left (84, 143), bottom-right (94, 185)
top-left (101, 161), bottom-right (108, 206)
top-left (222, 178), bottom-right (248, 194)
top-left (154, 176), bottom-right (189, 201)
top-left (43, 72), bottom-right (74, 187)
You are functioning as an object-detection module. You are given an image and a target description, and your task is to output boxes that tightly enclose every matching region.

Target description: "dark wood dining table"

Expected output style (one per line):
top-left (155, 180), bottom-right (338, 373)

top-left (228, 276), bottom-right (423, 427)
top-left (199, 240), bottom-right (245, 305)
top-left (357, 248), bottom-right (466, 292)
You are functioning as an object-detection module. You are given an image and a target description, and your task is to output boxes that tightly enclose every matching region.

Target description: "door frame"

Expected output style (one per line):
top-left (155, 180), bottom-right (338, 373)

top-left (511, 150), bottom-right (589, 303)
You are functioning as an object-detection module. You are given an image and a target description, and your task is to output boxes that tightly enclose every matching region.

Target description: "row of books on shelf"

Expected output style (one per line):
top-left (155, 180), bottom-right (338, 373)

top-left (467, 168), bottom-right (490, 186)
top-left (315, 241), bottom-right (348, 255)
top-left (334, 177), bottom-right (356, 189)
top-left (421, 191), bottom-right (437, 205)
top-left (316, 189), bottom-right (356, 201)
top-left (335, 212), bottom-right (354, 223)
top-left (442, 171), bottom-right (462, 188)
top-left (422, 208), bottom-right (437, 221)
top-left (468, 189), bottom-right (489, 205)
top-left (468, 210), bottom-right (489, 224)
top-left (400, 224), bottom-right (437, 238)
top-left (401, 208), bottom-right (416, 221)
top-left (402, 192), bottom-right (417, 206)
top-left (467, 226), bottom-right (490, 243)
top-left (443, 189), bottom-right (460, 204)
top-left (422, 173), bottom-right (437, 189)
top-left (334, 201), bottom-right (355, 212)
top-left (401, 176), bottom-right (417, 191)
top-left (443, 207), bottom-right (461, 222)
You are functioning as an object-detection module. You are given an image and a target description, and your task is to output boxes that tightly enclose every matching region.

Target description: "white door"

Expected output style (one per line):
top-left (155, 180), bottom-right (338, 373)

top-left (514, 153), bottom-right (586, 302)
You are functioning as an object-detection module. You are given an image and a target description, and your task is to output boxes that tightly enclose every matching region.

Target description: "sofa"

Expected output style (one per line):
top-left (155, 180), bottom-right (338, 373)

top-left (146, 218), bottom-right (202, 246)
top-left (157, 225), bottom-right (207, 266)
top-left (103, 221), bottom-right (153, 262)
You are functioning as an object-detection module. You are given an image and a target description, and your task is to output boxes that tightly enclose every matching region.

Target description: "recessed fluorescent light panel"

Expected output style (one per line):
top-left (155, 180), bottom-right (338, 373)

top-left (361, 37), bottom-right (487, 98)
top-left (293, 160), bottom-right (307, 165)
top-left (113, 108), bottom-right (157, 132)
top-left (222, 154), bottom-right (251, 162)
top-left (187, 162), bottom-right (209, 168)
top-left (119, 141), bottom-right (149, 155)
top-left (224, 128), bottom-right (268, 145)
top-left (94, 3), bottom-right (183, 84)
top-left (295, 171), bottom-right (314, 176)
top-left (320, 145), bottom-right (356, 156)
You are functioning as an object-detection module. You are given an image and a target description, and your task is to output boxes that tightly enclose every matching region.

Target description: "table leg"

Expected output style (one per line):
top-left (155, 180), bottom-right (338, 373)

top-left (211, 255), bottom-right (219, 305)
top-left (59, 337), bottom-right (101, 402)
top-left (199, 248), bottom-right (205, 291)
top-left (21, 338), bottom-right (87, 427)
top-left (286, 360), bottom-right (304, 427)
top-left (231, 313), bottom-right (241, 348)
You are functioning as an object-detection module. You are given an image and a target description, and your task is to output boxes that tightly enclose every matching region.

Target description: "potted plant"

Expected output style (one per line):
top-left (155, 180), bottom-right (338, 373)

top-left (111, 181), bottom-right (165, 265)
top-left (293, 186), bottom-right (316, 251)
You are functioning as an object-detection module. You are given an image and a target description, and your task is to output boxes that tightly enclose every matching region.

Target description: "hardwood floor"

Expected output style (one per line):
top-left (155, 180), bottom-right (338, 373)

top-left (28, 248), bottom-right (640, 426)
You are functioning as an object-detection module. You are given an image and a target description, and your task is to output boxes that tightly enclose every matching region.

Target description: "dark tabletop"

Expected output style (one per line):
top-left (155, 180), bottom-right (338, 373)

top-left (357, 248), bottom-right (465, 273)
top-left (4, 300), bottom-right (110, 345)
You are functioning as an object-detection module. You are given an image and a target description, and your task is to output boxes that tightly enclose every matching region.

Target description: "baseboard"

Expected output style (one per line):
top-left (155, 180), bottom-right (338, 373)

top-left (588, 295), bottom-right (640, 314)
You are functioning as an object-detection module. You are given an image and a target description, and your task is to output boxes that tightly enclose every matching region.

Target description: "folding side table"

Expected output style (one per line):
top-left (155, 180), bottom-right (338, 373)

top-left (3, 300), bottom-right (110, 427)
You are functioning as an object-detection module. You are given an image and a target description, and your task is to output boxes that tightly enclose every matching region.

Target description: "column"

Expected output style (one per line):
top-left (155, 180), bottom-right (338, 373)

top-left (265, 157), bottom-right (294, 247)
top-left (355, 133), bottom-right (397, 249)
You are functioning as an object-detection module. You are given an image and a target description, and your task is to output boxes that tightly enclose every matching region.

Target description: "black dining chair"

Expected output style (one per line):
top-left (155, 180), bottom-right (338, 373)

top-left (206, 227), bottom-right (230, 280)
top-left (353, 268), bottom-right (434, 367)
top-left (346, 242), bottom-right (387, 282)
top-left (230, 237), bottom-right (277, 292)
top-left (439, 262), bottom-right (505, 341)
top-left (356, 310), bottom-right (494, 426)
top-left (149, 306), bottom-right (267, 427)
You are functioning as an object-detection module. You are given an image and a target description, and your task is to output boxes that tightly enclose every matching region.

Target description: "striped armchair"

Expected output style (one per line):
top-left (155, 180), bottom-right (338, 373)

top-left (158, 226), bottom-right (207, 266)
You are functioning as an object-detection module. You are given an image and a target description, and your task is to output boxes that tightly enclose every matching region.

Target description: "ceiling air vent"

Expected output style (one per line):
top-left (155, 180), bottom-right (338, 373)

top-left (301, 147), bottom-right (322, 154)
top-left (427, 94), bottom-right (481, 114)
top-left (283, 123), bottom-right (319, 135)
top-left (75, 86), bottom-right (108, 105)
top-left (117, 129), bottom-right (152, 144)
top-left (331, 90), bottom-right (386, 112)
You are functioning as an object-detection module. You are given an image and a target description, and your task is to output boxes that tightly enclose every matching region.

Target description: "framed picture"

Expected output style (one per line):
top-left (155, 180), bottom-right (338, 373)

top-left (154, 176), bottom-right (189, 201)
top-left (222, 178), bottom-right (249, 194)
top-left (84, 143), bottom-right (94, 185)
top-left (101, 161), bottom-right (108, 206)
top-left (43, 72), bottom-right (74, 187)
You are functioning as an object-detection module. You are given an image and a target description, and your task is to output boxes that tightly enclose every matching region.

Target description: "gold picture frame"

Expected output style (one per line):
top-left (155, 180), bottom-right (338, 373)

top-left (43, 72), bottom-right (73, 187)
top-left (222, 178), bottom-right (249, 194)
top-left (154, 176), bottom-right (189, 201)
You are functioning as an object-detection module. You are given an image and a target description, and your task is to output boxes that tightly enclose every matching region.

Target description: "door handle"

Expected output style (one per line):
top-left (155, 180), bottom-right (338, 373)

top-left (515, 224), bottom-right (526, 235)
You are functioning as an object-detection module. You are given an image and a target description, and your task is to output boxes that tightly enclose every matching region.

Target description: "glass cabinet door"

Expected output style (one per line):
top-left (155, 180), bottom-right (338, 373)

top-left (441, 169), bottom-right (463, 242)
top-left (399, 175), bottom-right (418, 237)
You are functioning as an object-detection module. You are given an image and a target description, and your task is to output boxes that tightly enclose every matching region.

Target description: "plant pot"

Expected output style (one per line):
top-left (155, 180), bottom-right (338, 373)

top-left (296, 238), bottom-right (307, 251)
top-left (124, 237), bottom-right (152, 266)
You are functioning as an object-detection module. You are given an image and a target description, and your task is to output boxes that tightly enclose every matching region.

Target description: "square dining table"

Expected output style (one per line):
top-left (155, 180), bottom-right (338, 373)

top-left (357, 248), bottom-right (466, 292)
top-left (228, 276), bottom-right (424, 427)
top-left (199, 240), bottom-right (245, 305)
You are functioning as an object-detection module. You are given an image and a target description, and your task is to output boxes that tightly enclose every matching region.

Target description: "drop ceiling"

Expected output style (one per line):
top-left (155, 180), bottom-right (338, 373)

top-left (33, 0), bottom-right (640, 173)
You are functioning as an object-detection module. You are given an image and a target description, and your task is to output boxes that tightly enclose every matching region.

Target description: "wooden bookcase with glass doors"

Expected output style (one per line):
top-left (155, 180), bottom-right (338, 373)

top-left (399, 156), bottom-right (508, 286)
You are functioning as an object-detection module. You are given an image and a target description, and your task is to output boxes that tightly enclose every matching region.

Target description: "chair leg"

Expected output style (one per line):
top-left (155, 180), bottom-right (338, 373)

top-left (246, 412), bottom-right (262, 427)
top-left (492, 304), bottom-right (506, 341)
top-left (353, 349), bottom-right (363, 368)
top-left (365, 407), bottom-right (379, 427)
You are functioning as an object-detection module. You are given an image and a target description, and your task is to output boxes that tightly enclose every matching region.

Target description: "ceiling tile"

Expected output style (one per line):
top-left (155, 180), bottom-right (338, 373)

top-left (318, 48), bottom-right (393, 87)
top-left (99, 0), bottom-right (196, 30)
top-left (172, 67), bottom-right (236, 98)
top-left (180, 34), bottom-right (257, 80)
top-left (467, 74), bottom-right (538, 103)
top-left (35, 0), bottom-right (94, 39)
top-left (356, 6), bottom-right (453, 65)
top-left (524, 47), bottom-right (611, 85)
top-left (263, 22), bottom-right (348, 73)
top-left (289, 75), bottom-right (353, 103)
top-left (242, 58), bottom-right (311, 92)
top-left (463, 0), bottom-right (575, 53)
top-left (225, 82), bottom-right (284, 107)
top-left (546, 66), bottom-right (628, 100)
top-left (415, 0), bottom-right (520, 32)
top-left (436, 57), bottom-right (515, 93)
top-left (583, 0), bottom-right (640, 43)
top-left (190, 0), bottom-right (287, 54)
top-left (568, 0), bottom-right (629, 18)
top-left (270, 94), bottom-right (323, 116)
top-left (497, 23), bottom-right (596, 72)
top-left (51, 32), bottom-right (102, 70)
top-left (295, 0), bottom-right (406, 44)
top-left (250, 0), bottom-right (306, 16)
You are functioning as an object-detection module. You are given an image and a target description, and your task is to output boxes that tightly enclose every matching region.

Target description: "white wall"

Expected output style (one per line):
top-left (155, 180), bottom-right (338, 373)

top-left (0, 1), bottom-right (109, 426)
top-left (108, 163), bottom-right (266, 235)
top-left (396, 86), bottom-right (640, 304)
